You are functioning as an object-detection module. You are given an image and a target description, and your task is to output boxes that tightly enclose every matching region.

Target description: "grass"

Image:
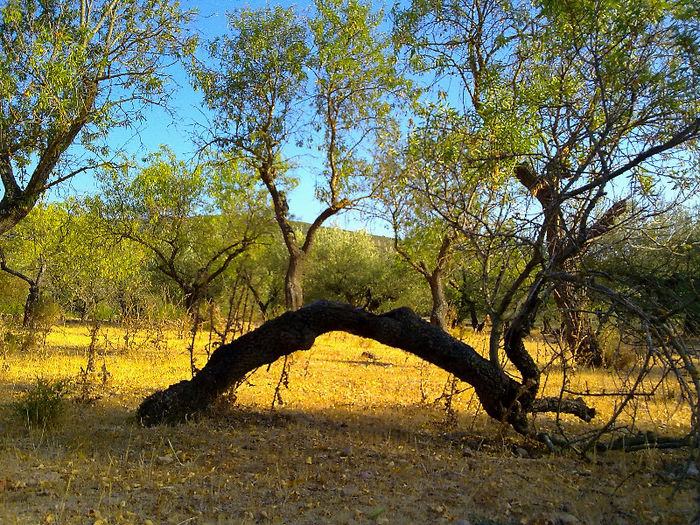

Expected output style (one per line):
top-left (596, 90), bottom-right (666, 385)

top-left (0, 323), bottom-right (696, 524)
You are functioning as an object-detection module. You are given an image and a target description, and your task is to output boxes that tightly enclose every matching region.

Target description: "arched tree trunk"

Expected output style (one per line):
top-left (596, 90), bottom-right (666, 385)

top-left (137, 300), bottom-right (595, 431)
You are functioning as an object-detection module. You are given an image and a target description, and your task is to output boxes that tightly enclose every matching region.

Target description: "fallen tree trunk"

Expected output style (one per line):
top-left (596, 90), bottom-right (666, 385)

top-left (138, 300), bottom-right (594, 431)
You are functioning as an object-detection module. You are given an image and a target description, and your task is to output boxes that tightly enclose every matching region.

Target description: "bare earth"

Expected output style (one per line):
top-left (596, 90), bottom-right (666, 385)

top-left (0, 325), bottom-right (696, 524)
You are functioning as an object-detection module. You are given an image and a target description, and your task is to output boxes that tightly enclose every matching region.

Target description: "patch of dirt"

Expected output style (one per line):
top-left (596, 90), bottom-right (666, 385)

top-left (0, 328), bottom-right (696, 524)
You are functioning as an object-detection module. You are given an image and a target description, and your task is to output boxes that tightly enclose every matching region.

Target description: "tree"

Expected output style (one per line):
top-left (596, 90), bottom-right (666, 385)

top-left (395, 0), bottom-right (700, 370)
top-left (382, 182), bottom-right (456, 330)
top-left (137, 300), bottom-right (596, 435)
top-left (304, 226), bottom-right (416, 312)
top-left (0, 202), bottom-right (73, 328)
top-left (377, 103), bottom-right (529, 357)
top-left (0, 0), bottom-right (194, 235)
top-left (43, 199), bottom-right (148, 397)
top-left (193, 0), bottom-right (406, 310)
top-left (96, 147), bottom-right (269, 317)
top-left (587, 208), bottom-right (700, 341)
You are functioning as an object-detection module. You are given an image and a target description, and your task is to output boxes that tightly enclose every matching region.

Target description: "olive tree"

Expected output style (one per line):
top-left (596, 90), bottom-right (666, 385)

top-left (304, 227), bottom-right (419, 312)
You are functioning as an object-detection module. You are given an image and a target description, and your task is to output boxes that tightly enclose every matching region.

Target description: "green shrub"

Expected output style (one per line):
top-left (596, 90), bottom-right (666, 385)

top-left (599, 323), bottom-right (637, 370)
top-left (10, 377), bottom-right (72, 429)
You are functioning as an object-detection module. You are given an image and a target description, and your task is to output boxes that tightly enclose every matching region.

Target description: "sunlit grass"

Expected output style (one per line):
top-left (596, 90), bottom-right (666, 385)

top-left (0, 323), bottom-right (695, 524)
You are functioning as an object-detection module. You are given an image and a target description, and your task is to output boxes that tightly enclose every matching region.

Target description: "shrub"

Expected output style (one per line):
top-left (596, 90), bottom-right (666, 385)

top-left (599, 323), bottom-right (637, 370)
top-left (10, 377), bottom-right (72, 429)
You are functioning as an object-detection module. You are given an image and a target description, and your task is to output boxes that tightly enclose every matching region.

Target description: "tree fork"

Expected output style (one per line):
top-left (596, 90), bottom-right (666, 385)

top-left (137, 300), bottom-right (595, 430)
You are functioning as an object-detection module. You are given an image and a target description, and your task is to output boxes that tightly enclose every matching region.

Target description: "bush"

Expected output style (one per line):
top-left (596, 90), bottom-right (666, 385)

top-left (10, 377), bottom-right (72, 429)
top-left (599, 323), bottom-right (637, 370)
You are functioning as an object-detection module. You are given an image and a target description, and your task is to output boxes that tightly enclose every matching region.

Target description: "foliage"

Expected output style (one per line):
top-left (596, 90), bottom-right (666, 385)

top-left (0, 201), bottom-right (74, 328)
top-left (46, 199), bottom-right (147, 320)
top-left (9, 376), bottom-right (71, 429)
top-left (0, 0), bottom-right (195, 234)
top-left (393, 0), bottom-right (699, 369)
top-left (304, 227), bottom-right (423, 311)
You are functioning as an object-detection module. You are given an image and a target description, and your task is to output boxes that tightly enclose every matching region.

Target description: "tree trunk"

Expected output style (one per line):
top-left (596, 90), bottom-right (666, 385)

top-left (137, 300), bottom-right (595, 431)
top-left (553, 283), bottom-right (603, 367)
top-left (183, 285), bottom-right (205, 319)
top-left (427, 271), bottom-right (450, 331)
top-left (488, 314), bottom-right (502, 366)
top-left (284, 252), bottom-right (305, 311)
top-left (23, 283), bottom-right (41, 329)
top-left (22, 261), bottom-right (45, 329)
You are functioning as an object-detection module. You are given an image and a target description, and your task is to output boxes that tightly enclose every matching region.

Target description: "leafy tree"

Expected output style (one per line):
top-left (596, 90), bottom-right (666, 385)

top-left (0, 0), bottom-right (194, 235)
top-left (46, 200), bottom-right (146, 319)
top-left (377, 104), bottom-right (528, 355)
top-left (0, 202), bottom-right (73, 327)
top-left (45, 199), bottom-right (147, 396)
top-left (96, 147), bottom-right (269, 317)
top-left (380, 169), bottom-right (456, 329)
top-left (396, 0), bottom-right (700, 372)
top-left (193, 0), bottom-right (407, 310)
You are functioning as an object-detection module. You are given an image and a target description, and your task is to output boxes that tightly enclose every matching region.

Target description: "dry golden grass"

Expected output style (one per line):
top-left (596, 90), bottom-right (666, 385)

top-left (0, 324), bottom-right (696, 524)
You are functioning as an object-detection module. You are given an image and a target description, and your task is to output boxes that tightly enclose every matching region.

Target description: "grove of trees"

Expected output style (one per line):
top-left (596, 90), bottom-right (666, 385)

top-left (1, 0), bottom-right (698, 446)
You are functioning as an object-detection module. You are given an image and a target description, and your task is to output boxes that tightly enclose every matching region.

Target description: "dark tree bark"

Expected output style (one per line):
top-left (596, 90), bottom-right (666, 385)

top-left (0, 249), bottom-right (45, 329)
top-left (427, 270), bottom-right (450, 331)
top-left (23, 279), bottom-right (42, 329)
top-left (137, 300), bottom-right (595, 431)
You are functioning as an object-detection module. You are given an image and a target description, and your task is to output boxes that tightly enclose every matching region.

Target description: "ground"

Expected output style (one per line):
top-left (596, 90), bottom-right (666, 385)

top-left (0, 323), bottom-right (696, 524)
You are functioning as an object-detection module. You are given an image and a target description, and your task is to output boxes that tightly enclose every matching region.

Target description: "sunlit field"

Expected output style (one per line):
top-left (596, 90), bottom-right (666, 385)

top-left (0, 323), bottom-right (696, 524)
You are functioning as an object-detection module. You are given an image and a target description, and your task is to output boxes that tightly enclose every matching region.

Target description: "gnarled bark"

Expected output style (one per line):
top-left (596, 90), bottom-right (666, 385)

top-left (137, 300), bottom-right (595, 432)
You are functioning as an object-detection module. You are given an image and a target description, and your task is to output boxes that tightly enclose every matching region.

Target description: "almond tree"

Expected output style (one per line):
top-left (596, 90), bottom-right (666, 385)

top-left (0, 0), bottom-right (194, 235)
top-left (96, 147), bottom-right (269, 318)
top-left (0, 202), bottom-right (74, 328)
top-left (193, 0), bottom-right (407, 310)
top-left (395, 0), bottom-right (700, 369)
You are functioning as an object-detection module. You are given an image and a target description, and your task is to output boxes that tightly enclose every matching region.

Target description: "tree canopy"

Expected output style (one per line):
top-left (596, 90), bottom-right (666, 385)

top-left (0, 0), bottom-right (194, 234)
